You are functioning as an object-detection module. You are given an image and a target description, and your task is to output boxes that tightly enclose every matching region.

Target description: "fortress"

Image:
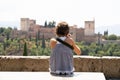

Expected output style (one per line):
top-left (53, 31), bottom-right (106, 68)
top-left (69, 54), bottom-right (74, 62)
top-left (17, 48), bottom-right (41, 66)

top-left (20, 18), bottom-right (100, 43)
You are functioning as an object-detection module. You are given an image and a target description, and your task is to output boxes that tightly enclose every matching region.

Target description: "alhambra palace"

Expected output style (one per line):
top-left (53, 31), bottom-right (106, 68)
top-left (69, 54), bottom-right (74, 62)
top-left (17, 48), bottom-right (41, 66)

top-left (20, 18), bottom-right (100, 43)
top-left (0, 18), bottom-right (119, 80)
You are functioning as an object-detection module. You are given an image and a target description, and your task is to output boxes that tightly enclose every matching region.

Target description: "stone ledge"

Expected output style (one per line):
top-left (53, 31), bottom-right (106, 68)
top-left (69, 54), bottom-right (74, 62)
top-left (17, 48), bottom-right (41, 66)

top-left (0, 56), bottom-right (120, 78)
top-left (0, 72), bottom-right (106, 80)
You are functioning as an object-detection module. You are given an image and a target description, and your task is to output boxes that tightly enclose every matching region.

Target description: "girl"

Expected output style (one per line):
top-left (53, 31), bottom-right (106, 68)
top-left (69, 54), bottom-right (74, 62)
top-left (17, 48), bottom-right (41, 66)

top-left (49, 22), bottom-right (81, 75)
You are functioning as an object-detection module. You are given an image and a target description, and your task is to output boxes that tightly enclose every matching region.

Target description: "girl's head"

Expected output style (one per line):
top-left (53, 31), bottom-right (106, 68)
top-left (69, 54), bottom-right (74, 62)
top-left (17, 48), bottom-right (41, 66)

top-left (56, 22), bottom-right (69, 36)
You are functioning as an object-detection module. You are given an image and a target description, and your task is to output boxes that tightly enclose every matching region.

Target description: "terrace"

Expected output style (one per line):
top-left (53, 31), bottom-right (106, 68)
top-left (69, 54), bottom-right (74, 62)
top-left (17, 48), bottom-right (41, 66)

top-left (0, 56), bottom-right (120, 80)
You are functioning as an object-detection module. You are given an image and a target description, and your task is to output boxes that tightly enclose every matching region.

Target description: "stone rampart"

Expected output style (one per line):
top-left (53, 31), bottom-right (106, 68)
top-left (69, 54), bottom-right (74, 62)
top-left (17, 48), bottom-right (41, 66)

top-left (0, 56), bottom-right (120, 78)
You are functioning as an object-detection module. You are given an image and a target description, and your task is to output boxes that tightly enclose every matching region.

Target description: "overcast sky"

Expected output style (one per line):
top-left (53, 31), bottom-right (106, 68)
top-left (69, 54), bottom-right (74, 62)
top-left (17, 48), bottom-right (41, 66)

top-left (0, 0), bottom-right (120, 28)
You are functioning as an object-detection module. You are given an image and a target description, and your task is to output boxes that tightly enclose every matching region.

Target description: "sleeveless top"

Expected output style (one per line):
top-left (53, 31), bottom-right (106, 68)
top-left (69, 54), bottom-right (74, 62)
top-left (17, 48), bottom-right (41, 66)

top-left (49, 37), bottom-right (74, 74)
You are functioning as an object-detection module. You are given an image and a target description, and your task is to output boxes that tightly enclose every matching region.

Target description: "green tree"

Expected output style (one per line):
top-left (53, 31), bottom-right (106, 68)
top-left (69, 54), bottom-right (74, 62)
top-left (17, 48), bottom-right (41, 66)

top-left (42, 34), bottom-right (46, 48)
top-left (29, 34), bottom-right (32, 41)
top-left (44, 21), bottom-right (47, 27)
top-left (104, 30), bottom-right (108, 36)
top-left (6, 33), bottom-right (10, 40)
top-left (35, 32), bottom-right (38, 48)
top-left (98, 32), bottom-right (101, 45)
top-left (52, 21), bottom-right (56, 27)
top-left (17, 39), bottom-right (21, 51)
top-left (3, 42), bottom-right (6, 50)
top-left (108, 34), bottom-right (117, 40)
top-left (38, 30), bottom-right (40, 40)
top-left (4, 27), bottom-right (12, 40)
top-left (23, 42), bottom-right (28, 56)
top-left (103, 35), bottom-right (108, 40)
top-left (117, 36), bottom-right (120, 40)
top-left (0, 27), bottom-right (5, 34)
top-left (48, 21), bottom-right (56, 27)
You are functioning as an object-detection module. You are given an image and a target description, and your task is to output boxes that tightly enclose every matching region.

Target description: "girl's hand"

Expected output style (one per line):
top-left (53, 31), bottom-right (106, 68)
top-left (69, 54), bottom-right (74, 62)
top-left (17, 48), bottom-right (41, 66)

top-left (67, 34), bottom-right (71, 38)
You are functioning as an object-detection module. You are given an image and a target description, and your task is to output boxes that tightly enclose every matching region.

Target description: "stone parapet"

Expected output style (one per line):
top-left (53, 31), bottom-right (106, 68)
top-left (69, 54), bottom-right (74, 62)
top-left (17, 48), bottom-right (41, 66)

top-left (0, 56), bottom-right (120, 78)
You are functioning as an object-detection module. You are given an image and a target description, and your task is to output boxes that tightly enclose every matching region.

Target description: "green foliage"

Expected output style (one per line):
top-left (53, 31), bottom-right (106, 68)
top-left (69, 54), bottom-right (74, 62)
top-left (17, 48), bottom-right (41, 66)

top-left (0, 27), bottom-right (119, 57)
top-left (0, 27), bottom-right (5, 34)
top-left (0, 27), bottom-right (12, 38)
top-left (117, 36), bottom-right (120, 40)
top-left (29, 34), bottom-right (32, 41)
top-left (3, 42), bottom-right (6, 51)
top-left (108, 34), bottom-right (117, 40)
top-left (48, 21), bottom-right (56, 27)
top-left (0, 37), bottom-right (119, 56)
top-left (103, 35), bottom-right (108, 40)
top-left (44, 20), bottom-right (56, 28)
top-left (76, 41), bottom-right (120, 57)
top-left (113, 51), bottom-right (120, 56)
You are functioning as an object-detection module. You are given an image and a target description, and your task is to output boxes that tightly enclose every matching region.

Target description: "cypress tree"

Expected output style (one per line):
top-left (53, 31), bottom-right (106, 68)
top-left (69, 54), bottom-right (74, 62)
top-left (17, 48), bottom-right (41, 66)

top-left (29, 34), bottom-right (32, 41)
top-left (23, 42), bottom-right (28, 56)
top-left (42, 34), bottom-right (46, 48)
top-left (6, 33), bottom-right (10, 40)
top-left (3, 42), bottom-right (6, 50)
top-left (18, 39), bottom-right (21, 51)
top-left (36, 32), bottom-right (38, 48)
top-left (98, 32), bottom-right (101, 45)
top-left (44, 21), bottom-right (47, 27)
top-left (38, 30), bottom-right (40, 40)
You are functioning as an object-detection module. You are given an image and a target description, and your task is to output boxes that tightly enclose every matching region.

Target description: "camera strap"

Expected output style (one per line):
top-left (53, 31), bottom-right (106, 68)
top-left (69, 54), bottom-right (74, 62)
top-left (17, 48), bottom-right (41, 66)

top-left (56, 38), bottom-right (74, 50)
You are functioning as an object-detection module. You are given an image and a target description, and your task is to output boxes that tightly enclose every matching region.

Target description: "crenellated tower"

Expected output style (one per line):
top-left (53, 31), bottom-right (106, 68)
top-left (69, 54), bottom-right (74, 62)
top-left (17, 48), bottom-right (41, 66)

top-left (84, 20), bottom-right (95, 36)
top-left (21, 18), bottom-right (30, 31)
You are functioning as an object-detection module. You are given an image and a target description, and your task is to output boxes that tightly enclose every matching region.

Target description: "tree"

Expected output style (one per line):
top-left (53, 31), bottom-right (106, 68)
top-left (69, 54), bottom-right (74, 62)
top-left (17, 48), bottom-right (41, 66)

top-left (29, 34), bottom-right (32, 41)
top-left (35, 32), bottom-right (38, 48)
top-left (0, 27), bottom-right (5, 34)
top-left (108, 34), bottom-right (117, 40)
top-left (48, 21), bottom-right (52, 27)
top-left (103, 35), bottom-right (108, 40)
top-left (52, 21), bottom-right (56, 27)
top-left (17, 39), bottom-right (21, 51)
top-left (117, 36), bottom-right (120, 40)
top-left (3, 27), bottom-right (12, 40)
top-left (3, 42), bottom-right (6, 50)
top-left (44, 21), bottom-right (47, 27)
top-left (6, 33), bottom-right (10, 40)
top-left (104, 30), bottom-right (108, 36)
top-left (23, 42), bottom-right (28, 56)
top-left (48, 21), bottom-right (56, 27)
top-left (41, 34), bottom-right (46, 48)
top-left (38, 30), bottom-right (40, 40)
top-left (98, 32), bottom-right (101, 45)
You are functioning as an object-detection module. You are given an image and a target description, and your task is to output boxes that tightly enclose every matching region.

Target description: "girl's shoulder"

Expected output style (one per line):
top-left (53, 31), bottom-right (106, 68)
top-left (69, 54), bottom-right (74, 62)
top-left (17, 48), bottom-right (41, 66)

top-left (50, 38), bottom-right (57, 49)
top-left (50, 38), bottom-right (57, 42)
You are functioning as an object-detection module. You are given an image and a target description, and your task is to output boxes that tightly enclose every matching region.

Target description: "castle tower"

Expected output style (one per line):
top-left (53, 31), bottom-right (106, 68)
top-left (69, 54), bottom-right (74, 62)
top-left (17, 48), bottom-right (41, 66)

top-left (29, 19), bottom-right (36, 28)
top-left (21, 18), bottom-right (30, 31)
top-left (84, 20), bottom-right (95, 36)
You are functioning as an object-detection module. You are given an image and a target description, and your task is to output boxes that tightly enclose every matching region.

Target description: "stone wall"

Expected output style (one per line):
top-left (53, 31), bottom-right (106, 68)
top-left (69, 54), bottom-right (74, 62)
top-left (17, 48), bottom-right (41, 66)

top-left (101, 40), bottom-right (120, 44)
top-left (0, 56), bottom-right (120, 78)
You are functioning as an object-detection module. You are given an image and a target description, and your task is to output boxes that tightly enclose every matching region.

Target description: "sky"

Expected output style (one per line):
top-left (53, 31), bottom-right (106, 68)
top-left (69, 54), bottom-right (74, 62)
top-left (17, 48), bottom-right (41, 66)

top-left (0, 0), bottom-right (120, 34)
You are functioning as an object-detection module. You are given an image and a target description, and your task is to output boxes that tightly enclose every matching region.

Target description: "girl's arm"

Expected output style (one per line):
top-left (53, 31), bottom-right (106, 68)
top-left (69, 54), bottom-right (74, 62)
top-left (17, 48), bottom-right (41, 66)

top-left (66, 34), bottom-right (81, 55)
top-left (50, 38), bottom-right (57, 49)
top-left (70, 38), bottom-right (81, 55)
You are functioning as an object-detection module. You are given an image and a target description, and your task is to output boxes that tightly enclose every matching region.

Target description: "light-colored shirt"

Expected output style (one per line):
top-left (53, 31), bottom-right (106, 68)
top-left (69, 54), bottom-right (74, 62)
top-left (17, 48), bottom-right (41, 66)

top-left (49, 37), bottom-right (74, 74)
